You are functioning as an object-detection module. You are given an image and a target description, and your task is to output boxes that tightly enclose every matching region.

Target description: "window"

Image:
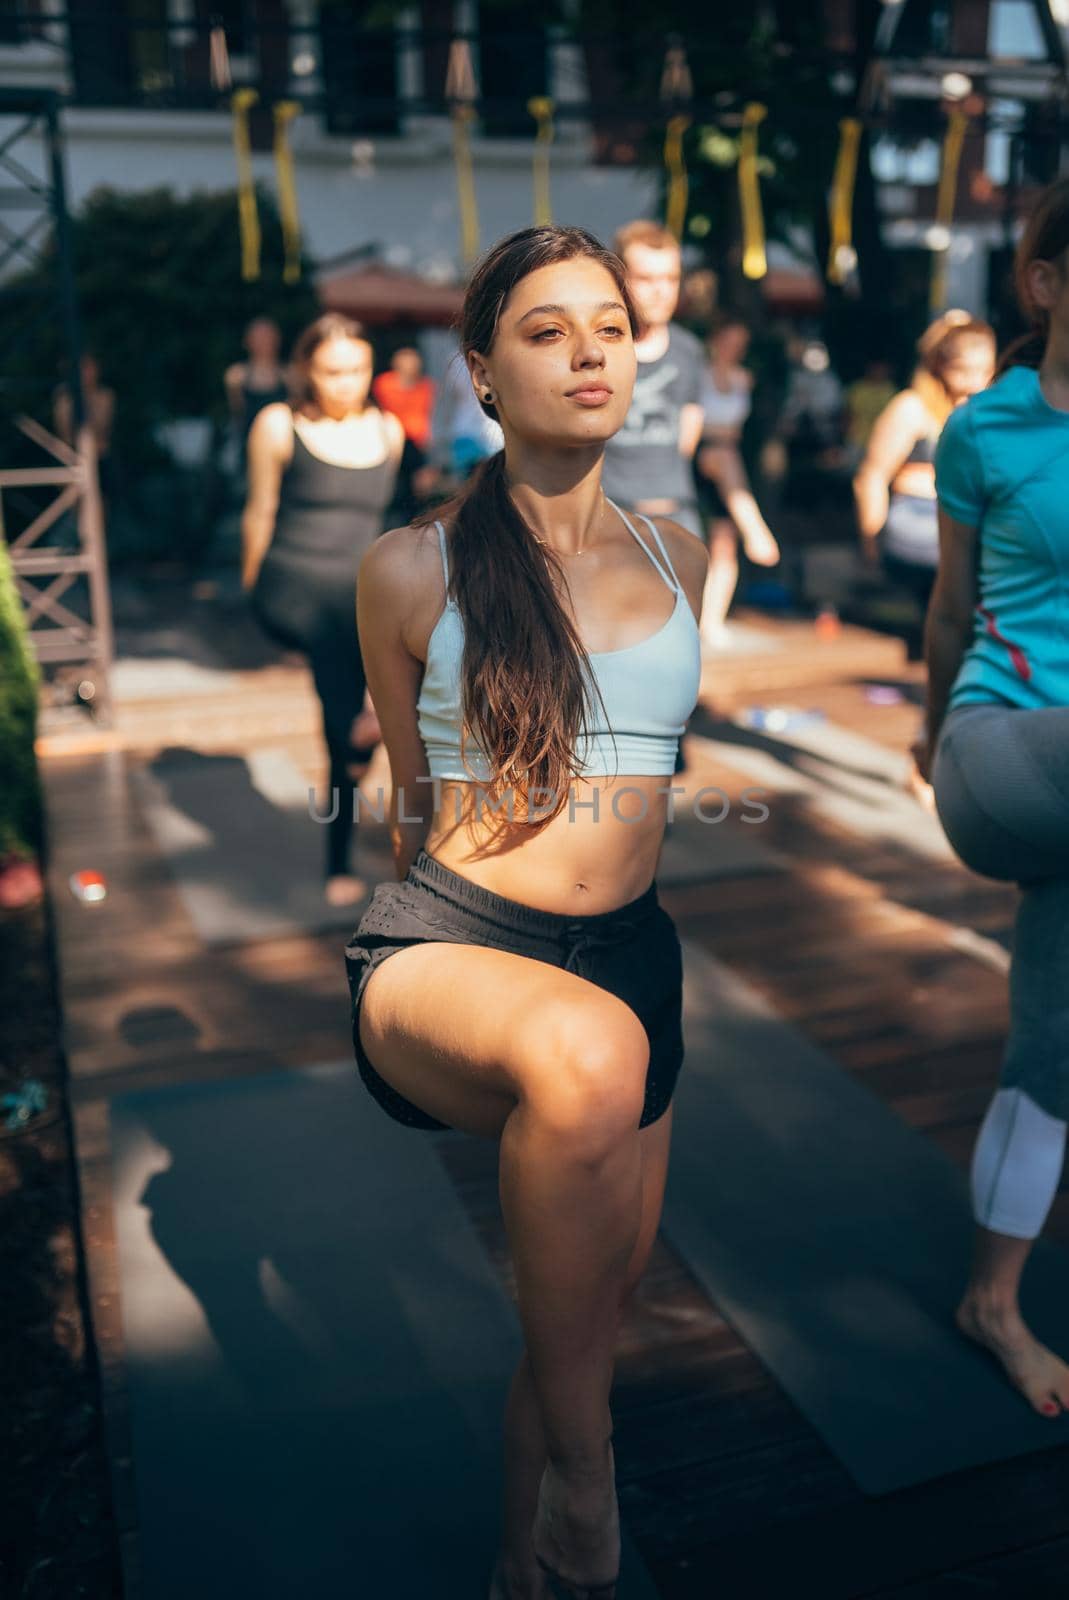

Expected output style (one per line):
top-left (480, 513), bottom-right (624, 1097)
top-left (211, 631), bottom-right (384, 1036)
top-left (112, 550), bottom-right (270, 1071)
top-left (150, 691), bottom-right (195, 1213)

top-left (319, 1), bottom-right (400, 136)
top-left (870, 135), bottom-right (941, 186)
top-left (988, 0), bottom-right (1049, 61)
top-left (476, 1), bottom-right (549, 137)
top-left (67, 0), bottom-right (170, 105)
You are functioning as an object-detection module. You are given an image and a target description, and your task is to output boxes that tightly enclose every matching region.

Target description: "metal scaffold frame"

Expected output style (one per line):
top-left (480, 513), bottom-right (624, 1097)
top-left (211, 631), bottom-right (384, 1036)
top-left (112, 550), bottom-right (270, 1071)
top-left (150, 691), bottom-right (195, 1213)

top-left (0, 87), bottom-right (113, 725)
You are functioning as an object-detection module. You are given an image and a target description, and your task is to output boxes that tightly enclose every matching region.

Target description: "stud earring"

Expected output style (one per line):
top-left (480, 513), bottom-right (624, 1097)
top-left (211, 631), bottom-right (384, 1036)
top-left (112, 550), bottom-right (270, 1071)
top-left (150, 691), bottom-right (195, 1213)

top-left (483, 389), bottom-right (493, 403)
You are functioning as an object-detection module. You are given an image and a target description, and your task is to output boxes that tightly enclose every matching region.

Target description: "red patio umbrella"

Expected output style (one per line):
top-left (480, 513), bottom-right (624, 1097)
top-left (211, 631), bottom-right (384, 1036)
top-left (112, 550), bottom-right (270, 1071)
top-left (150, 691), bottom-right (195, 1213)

top-left (316, 261), bottom-right (465, 327)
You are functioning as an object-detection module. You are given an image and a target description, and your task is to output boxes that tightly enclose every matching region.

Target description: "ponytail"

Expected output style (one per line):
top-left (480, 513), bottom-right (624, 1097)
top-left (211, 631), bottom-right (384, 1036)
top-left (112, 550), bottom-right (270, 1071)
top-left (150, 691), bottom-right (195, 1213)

top-left (996, 327), bottom-right (1047, 377)
top-left (427, 451), bottom-right (603, 819)
top-left (413, 224), bottom-right (636, 821)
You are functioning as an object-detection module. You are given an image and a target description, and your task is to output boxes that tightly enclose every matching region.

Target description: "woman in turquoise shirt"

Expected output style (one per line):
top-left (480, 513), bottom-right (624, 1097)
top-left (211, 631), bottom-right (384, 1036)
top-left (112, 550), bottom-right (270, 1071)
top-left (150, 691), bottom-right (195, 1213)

top-left (924, 177), bottom-right (1069, 1418)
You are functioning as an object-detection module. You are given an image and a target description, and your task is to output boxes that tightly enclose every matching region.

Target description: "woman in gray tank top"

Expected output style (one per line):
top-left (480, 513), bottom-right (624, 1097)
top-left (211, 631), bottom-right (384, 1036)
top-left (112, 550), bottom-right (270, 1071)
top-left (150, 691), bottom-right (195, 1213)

top-left (241, 314), bottom-right (403, 906)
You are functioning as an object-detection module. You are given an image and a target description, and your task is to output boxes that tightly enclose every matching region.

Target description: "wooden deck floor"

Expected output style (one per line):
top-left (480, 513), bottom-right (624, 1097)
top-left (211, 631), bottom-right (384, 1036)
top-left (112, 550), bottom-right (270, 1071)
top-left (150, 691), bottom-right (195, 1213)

top-left (43, 596), bottom-right (1069, 1600)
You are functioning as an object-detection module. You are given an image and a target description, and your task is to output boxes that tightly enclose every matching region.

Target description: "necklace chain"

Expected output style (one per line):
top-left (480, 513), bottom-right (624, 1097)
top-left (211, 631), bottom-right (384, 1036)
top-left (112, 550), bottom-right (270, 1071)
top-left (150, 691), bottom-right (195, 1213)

top-left (534, 489), bottom-right (605, 557)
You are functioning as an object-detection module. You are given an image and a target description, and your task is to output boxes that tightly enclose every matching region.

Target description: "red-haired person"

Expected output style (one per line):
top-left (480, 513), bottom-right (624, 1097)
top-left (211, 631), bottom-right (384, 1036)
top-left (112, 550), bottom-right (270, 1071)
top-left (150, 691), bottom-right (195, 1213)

top-left (600, 220), bottom-right (705, 540)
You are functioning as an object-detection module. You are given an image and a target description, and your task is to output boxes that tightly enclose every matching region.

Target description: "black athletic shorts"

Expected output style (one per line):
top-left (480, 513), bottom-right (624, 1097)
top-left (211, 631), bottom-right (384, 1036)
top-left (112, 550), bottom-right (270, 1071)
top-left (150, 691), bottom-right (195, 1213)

top-left (344, 848), bottom-right (685, 1131)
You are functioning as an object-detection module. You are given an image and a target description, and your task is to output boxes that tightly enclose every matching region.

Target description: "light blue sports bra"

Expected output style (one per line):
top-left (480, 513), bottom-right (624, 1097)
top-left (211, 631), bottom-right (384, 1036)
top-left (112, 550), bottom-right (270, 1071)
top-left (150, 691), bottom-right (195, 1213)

top-left (416, 500), bottom-right (702, 781)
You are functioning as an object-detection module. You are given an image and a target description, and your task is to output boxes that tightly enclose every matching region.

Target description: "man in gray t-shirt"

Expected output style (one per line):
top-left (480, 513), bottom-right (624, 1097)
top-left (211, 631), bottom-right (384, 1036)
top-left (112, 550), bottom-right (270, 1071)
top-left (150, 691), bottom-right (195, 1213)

top-left (602, 221), bottom-right (705, 537)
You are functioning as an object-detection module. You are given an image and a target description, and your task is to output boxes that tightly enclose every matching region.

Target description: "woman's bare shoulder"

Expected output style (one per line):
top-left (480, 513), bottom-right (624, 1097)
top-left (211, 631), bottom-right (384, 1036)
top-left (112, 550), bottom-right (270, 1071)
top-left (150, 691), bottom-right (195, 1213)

top-left (890, 387), bottom-right (931, 428)
top-left (360, 519), bottom-right (449, 607)
top-left (652, 516), bottom-right (707, 584)
top-left (249, 402), bottom-right (294, 446)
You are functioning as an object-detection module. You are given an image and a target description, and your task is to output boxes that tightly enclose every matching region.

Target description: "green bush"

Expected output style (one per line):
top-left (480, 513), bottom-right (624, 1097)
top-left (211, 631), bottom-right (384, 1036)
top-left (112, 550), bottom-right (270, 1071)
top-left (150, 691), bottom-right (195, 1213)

top-left (0, 537), bottom-right (43, 862)
top-left (1, 184), bottom-right (320, 473)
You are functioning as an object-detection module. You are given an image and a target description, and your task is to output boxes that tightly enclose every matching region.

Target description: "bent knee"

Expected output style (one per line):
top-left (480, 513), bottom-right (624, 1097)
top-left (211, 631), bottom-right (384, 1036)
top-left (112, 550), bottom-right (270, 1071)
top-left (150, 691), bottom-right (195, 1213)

top-left (523, 997), bottom-right (649, 1152)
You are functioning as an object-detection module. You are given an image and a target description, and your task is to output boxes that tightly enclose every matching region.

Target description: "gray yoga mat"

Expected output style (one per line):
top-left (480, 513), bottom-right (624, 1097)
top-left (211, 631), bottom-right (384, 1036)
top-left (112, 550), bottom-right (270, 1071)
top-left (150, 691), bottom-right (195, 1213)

top-left (109, 1063), bottom-right (657, 1599)
top-left (666, 942), bottom-right (1069, 1496)
top-left (134, 744), bottom-right (782, 942)
top-left (131, 748), bottom-right (393, 944)
top-left (690, 711), bottom-right (956, 862)
top-left (656, 811), bottom-right (785, 886)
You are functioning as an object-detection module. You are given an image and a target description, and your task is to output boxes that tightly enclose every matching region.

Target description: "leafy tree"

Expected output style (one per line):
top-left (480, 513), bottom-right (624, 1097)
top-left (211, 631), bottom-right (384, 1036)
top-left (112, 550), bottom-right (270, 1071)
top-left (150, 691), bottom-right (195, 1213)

top-left (1, 184), bottom-right (319, 469)
top-left (575, 0), bottom-right (912, 376)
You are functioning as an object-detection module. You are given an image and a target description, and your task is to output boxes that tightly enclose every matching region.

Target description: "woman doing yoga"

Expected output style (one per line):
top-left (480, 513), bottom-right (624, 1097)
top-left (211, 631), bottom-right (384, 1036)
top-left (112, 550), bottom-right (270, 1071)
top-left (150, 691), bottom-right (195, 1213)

top-left (345, 226), bottom-right (706, 1599)
top-left (694, 314), bottom-right (780, 648)
top-left (854, 310), bottom-right (995, 612)
top-left (923, 177), bottom-right (1069, 1417)
top-left (242, 314), bottom-right (403, 906)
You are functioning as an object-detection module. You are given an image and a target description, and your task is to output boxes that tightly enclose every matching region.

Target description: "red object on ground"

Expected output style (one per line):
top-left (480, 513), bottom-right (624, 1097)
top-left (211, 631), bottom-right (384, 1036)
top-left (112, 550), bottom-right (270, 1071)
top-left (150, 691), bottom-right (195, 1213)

top-left (372, 371), bottom-right (436, 448)
top-left (814, 606), bottom-right (842, 640)
top-left (68, 869), bottom-right (108, 904)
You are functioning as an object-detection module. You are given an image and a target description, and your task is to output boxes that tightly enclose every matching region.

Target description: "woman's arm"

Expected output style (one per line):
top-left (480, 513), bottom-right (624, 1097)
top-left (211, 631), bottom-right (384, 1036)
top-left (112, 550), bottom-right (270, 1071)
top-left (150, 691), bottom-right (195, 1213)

top-left (381, 410), bottom-right (407, 470)
top-left (853, 391), bottom-right (924, 545)
top-left (357, 528), bottom-right (434, 879)
top-left (920, 507), bottom-right (977, 771)
top-left (678, 402), bottom-right (705, 460)
top-left (240, 405), bottom-right (291, 590)
top-left (374, 409), bottom-right (407, 517)
top-left (224, 362), bottom-right (247, 423)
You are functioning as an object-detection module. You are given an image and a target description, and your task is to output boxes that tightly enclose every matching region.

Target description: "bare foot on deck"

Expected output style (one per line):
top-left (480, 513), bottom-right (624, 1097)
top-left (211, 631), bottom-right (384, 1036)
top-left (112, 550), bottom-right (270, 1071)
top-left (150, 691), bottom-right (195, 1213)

top-left (349, 707), bottom-right (381, 749)
top-left (956, 1296), bottom-right (1069, 1417)
top-left (699, 622), bottom-right (731, 654)
top-left (905, 754), bottom-right (937, 814)
top-left (324, 874), bottom-right (368, 908)
top-left (532, 1454), bottom-right (619, 1600)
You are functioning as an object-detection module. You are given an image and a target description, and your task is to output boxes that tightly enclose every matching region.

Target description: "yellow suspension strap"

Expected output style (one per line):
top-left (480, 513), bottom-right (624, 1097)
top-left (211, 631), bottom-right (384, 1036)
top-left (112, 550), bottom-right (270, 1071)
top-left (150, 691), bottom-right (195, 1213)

top-left (930, 105), bottom-right (970, 315)
top-left (231, 88), bottom-right (261, 283)
top-left (738, 101), bottom-right (768, 280)
top-left (661, 43), bottom-right (693, 241)
top-left (826, 117), bottom-right (862, 285)
top-left (446, 39), bottom-right (480, 266)
top-left (528, 96), bottom-right (555, 226)
top-left (273, 100), bottom-right (303, 284)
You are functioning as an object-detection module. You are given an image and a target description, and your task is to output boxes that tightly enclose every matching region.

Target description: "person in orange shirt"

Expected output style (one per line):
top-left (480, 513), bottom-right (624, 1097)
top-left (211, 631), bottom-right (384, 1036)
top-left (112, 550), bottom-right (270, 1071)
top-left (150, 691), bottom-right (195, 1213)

top-left (373, 347), bottom-right (437, 519)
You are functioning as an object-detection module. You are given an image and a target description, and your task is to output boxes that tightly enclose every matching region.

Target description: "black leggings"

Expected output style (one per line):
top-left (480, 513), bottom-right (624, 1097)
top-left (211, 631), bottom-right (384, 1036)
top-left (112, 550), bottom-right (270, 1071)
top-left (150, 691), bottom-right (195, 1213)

top-left (933, 702), bottom-right (1069, 1121)
top-left (252, 559), bottom-right (373, 879)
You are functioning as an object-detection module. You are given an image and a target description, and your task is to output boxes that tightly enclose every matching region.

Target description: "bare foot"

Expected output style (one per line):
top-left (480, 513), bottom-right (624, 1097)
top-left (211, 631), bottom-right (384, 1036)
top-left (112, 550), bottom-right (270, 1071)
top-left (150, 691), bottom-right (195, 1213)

top-left (532, 1454), bottom-right (619, 1599)
top-left (488, 1555), bottom-right (550, 1599)
top-left (324, 874), bottom-right (368, 908)
top-left (956, 1296), bottom-right (1069, 1417)
top-left (905, 754), bottom-right (937, 813)
top-left (700, 623), bottom-right (731, 654)
top-left (741, 526), bottom-right (780, 566)
top-left (350, 707), bottom-right (381, 749)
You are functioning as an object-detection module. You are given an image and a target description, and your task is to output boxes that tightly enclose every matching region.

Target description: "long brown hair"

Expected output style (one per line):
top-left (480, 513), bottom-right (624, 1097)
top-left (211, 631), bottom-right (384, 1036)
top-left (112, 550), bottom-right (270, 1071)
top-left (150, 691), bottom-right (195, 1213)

top-left (419, 225), bottom-right (638, 818)
top-left (911, 310), bottom-right (995, 425)
top-left (998, 177), bottom-right (1069, 374)
top-left (290, 312), bottom-right (369, 410)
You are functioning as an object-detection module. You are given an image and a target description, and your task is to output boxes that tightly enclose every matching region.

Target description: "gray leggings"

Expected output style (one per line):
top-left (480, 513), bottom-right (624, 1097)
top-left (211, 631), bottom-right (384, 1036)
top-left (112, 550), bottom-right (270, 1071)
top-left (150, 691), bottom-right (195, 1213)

top-left (932, 702), bottom-right (1069, 1121)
